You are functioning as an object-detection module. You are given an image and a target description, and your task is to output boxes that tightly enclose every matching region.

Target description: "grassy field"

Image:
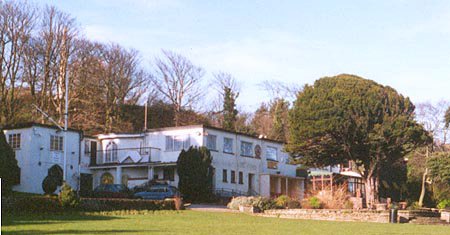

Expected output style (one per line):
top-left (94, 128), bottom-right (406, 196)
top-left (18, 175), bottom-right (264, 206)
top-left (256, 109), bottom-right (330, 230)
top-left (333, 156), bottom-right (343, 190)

top-left (2, 210), bottom-right (449, 235)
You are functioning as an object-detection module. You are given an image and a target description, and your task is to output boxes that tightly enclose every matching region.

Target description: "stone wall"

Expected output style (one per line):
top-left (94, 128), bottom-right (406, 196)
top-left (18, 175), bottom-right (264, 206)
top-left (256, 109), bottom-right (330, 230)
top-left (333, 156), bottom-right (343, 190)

top-left (262, 209), bottom-right (390, 223)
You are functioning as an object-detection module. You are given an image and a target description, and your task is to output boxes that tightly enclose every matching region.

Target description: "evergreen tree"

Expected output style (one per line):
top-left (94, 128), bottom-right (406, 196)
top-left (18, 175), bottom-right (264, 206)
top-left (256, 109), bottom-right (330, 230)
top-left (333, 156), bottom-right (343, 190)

top-left (269, 98), bottom-right (289, 142)
top-left (0, 130), bottom-right (20, 194)
top-left (177, 147), bottom-right (213, 202)
top-left (222, 86), bottom-right (238, 131)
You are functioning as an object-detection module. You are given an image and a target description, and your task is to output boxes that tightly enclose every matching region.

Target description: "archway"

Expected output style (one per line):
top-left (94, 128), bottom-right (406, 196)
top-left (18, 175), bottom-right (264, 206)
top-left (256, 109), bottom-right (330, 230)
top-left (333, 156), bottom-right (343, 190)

top-left (101, 172), bottom-right (114, 185)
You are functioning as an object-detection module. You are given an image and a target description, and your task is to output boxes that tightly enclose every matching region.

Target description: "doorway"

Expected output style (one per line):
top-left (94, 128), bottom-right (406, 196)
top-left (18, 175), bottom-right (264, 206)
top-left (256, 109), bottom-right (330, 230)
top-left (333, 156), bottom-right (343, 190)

top-left (80, 173), bottom-right (93, 197)
top-left (248, 173), bottom-right (255, 195)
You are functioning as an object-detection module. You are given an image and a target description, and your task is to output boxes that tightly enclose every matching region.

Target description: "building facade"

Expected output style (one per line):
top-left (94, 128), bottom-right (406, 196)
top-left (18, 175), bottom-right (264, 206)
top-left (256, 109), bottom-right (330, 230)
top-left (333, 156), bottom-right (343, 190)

top-left (3, 123), bottom-right (305, 199)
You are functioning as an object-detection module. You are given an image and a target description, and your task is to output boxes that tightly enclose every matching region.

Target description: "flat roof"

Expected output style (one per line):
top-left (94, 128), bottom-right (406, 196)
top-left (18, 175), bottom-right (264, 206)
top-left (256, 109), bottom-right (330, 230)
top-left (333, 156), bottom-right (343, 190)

top-left (1, 122), bottom-right (82, 133)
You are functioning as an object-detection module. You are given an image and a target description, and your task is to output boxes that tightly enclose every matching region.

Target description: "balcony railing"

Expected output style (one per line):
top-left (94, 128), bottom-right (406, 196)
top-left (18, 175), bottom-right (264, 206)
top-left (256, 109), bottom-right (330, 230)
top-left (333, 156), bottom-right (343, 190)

top-left (87, 147), bottom-right (161, 166)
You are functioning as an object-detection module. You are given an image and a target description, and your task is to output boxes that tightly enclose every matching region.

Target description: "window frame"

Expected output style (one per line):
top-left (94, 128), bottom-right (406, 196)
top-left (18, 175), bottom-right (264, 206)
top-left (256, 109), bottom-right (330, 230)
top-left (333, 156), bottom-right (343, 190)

top-left (163, 168), bottom-right (175, 181)
top-left (206, 135), bottom-right (217, 151)
top-left (238, 171), bottom-right (243, 184)
top-left (223, 137), bottom-right (234, 154)
top-left (105, 141), bottom-right (118, 163)
top-left (231, 170), bottom-right (236, 184)
top-left (50, 135), bottom-right (64, 152)
top-left (222, 169), bottom-right (228, 183)
top-left (266, 146), bottom-right (278, 162)
top-left (8, 133), bottom-right (21, 149)
top-left (240, 141), bottom-right (253, 157)
top-left (165, 135), bottom-right (190, 152)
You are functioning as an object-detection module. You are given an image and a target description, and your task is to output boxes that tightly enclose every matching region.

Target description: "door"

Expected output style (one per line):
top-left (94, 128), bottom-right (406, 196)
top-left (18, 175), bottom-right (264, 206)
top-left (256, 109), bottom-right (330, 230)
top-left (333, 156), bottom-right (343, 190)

top-left (90, 141), bottom-right (97, 165)
top-left (80, 173), bottom-right (93, 197)
top-left (248, 173), bottom-right (255, 195)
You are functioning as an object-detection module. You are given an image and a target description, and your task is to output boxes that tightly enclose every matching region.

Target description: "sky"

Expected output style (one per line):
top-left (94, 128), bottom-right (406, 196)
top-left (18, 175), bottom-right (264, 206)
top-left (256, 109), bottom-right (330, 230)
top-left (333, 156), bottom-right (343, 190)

top-left (39, 0), bottom-right (450, 111)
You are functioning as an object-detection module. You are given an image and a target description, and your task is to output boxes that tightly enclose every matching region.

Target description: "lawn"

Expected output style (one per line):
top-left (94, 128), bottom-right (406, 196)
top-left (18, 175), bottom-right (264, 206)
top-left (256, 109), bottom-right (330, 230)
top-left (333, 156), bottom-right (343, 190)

top-left (2, 210), bottom-right (449, 235)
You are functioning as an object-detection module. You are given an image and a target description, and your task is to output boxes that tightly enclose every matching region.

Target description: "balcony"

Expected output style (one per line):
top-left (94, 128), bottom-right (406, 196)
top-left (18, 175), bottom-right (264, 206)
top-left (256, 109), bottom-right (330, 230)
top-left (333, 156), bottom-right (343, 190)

top-left (88, 147), bottom-right (161, 166)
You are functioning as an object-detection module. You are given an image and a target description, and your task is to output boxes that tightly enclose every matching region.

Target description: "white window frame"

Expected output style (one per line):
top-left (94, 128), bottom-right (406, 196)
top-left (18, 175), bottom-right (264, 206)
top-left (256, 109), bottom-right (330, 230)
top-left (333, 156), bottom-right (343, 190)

top-left (206, 135), bottom-right (217, 151)
top-left (165, 135), bottom-right (190, 151)
top-left (105, 141), bottom-right (118, 163)
top-left (50, 135), bottom-right (64, 152)
top-left (266, 146), bottom-right (278, 161)
top-left (240, 141), bottom-right (253, 157)
top-left (8, 133), bottom-right (21, 149)
top-left (223, 137), bottom-right (233, 154)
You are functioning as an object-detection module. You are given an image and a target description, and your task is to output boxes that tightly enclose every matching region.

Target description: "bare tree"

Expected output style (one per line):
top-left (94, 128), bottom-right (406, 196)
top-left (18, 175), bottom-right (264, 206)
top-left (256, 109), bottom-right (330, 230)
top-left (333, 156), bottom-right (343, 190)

top-left (416, 100), bottom-right (450, 145)
top-left (150, 50), bottom-right (204, 126)
top-left (259, 79), bottom-right (302, 101)
top-left (0, 1), bottom-right (36, 124)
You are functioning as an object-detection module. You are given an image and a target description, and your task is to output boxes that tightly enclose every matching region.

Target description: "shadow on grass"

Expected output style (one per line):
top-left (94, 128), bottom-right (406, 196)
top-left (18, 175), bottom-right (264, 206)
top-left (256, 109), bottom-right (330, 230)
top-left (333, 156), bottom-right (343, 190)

top-left (3, 229), bottom-right (163, 234)
top-left (2, 213), bottom-right (122, 227)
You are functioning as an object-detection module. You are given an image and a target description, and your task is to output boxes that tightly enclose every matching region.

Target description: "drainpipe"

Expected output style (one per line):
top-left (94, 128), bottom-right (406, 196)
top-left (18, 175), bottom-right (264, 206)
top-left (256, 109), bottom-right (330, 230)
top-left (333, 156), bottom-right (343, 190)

top-left (77, 131), bottom-right (82, 193)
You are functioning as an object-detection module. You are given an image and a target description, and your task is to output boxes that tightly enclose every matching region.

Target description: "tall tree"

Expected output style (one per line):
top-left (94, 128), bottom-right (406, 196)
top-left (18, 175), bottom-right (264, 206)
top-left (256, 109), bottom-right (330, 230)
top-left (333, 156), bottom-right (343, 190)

top-left (445, 106), bottom-right (450, 129)
top-left (269, 98), bottom-right (289, 142)
top-left (222, 87), bottom-right (238, 131)
top-left (415, 101), bottom-right (450, 144)
top-left (211, 72), bottom-right (239, 130)
top-left (0, 1), bottom-right (35, 124)
top-left (150, 50), bottom-right (204, 126)
top-left (286, 74), bottom-right (430, 208)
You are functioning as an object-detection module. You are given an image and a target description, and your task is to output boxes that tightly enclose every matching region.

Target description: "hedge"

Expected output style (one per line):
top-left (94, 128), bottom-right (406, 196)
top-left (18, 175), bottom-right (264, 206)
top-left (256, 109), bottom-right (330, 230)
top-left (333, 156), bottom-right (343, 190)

top-left (2, 196), bottom-right (176, 215)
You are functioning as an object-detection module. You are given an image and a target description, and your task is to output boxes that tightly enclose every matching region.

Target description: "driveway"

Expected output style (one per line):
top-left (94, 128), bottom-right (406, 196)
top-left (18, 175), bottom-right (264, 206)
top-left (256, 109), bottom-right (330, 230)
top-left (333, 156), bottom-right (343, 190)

top-left (188, 204), bottom-right (235, 213)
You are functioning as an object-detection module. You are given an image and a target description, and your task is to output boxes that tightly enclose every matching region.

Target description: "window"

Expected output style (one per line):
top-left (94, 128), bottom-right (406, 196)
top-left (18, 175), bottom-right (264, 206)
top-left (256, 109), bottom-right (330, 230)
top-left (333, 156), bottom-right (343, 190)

top-left (266, 146), bottom-right (278, 161)
top-left (163, 168), bottom-right (175, 181)
top-left (8, 133), bottom-right (21, 149)
top-left (231, 170), bottom-right (236, 184)
top-left (105, 141), bottom-right (118, 163)
top-left (223, 137), bottom-right (233, 154)
top-left (238, 171), bottom-right (243, 184)
top-left (84, 140), bottom-right (90, 154)
top-left (50, 135), bottom-right (63, 151)
top-left (206, 135), bottom-right (217, 151)
top-left (222, 169), bottom-right (227, 183)
top-left (240, 141), bottom-right (253, 157)
top-left (165, 135), bottom-right (190, 151)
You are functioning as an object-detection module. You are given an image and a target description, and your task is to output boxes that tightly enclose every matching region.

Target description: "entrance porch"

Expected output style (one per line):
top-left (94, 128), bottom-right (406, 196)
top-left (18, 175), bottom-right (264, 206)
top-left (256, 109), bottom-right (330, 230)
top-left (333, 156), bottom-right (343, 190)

top-left (259, 174), bottom-right (305, 200)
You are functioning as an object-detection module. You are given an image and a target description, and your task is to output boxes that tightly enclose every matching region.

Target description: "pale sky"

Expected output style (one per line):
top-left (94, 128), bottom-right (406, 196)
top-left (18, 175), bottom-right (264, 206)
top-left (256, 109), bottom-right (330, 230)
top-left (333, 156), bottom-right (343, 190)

top-left (40, 0), bottom-right (450, 111)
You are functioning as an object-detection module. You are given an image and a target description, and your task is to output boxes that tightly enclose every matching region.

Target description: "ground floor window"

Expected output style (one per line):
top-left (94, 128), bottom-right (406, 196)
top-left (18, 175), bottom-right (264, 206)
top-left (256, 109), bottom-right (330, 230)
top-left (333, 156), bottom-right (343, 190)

top-left (101, 172), bottom-right (114, 184)
top-left (163, 168), bottom-right (175, 181)
top-left (231, 170), bottom-right (236, 184)
top-left (222, 169), bottom-right (227, 183)
top-left (238, 171), bottom-right (243, 184)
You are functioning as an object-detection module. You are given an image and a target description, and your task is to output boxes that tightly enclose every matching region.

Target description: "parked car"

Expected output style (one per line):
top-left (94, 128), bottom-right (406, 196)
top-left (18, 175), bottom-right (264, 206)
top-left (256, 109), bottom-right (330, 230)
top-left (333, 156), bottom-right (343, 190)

top-left (134, 185), bottom-right (182, 200)
top-left (92, 184), bottom-right (132, 198)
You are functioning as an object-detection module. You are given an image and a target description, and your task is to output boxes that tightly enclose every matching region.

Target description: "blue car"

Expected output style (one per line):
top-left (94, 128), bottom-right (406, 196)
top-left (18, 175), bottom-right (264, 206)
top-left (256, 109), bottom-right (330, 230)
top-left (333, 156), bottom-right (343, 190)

top-left (134, 185), bottom-right (182, 200)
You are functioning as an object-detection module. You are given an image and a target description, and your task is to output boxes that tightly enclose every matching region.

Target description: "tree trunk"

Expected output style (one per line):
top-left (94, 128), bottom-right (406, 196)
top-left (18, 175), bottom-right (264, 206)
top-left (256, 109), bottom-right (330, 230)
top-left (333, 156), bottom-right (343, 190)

top-left (418, 168), bottom-right (428, 208)
top-left (363, 163), bottom-right (379, 209)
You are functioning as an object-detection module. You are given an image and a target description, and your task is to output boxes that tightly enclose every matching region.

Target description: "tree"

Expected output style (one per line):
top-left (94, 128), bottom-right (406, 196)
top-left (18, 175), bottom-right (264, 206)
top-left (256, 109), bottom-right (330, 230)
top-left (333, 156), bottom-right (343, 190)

top-left (286, 74), bottom-right (430, 208)
top-left (445, 107), bottom-right (450, 129)
top-left (150, 50), bottom-right (204, 126)
top-left (427, 151), bottom-right (450, 202)
top-left (176, 146), bottom-right (213, 202)
top-left (269, 98), bottom-right (289, 142)
top-left (415, 101), bottom-right (450, 144)
top-left (0, 130), bottom-right (20, 194)
top-left (212, 72), bottom-right (240, 131)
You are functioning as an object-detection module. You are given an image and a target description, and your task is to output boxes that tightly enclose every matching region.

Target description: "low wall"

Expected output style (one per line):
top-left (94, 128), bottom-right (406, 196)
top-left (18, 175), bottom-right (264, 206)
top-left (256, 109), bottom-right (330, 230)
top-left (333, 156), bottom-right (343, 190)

top-left (262, 209), bottom-right (390, 223)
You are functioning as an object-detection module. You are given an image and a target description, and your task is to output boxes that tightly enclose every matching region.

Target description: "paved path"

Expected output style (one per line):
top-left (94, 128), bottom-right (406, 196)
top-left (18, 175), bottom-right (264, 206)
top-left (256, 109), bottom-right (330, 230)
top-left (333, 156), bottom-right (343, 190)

top-left (188, 204), bottom-right (235, 213)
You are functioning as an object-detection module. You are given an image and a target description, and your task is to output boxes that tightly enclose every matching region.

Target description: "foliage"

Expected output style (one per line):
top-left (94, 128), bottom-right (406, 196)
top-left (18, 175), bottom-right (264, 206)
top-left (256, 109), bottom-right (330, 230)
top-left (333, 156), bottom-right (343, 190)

top-left (307, 197), bottom-right (323, 209)
top-left (269, 98), bottom-right (290, 142)
top-left (437, 199), bottom-right (450, 210)
top-left (59, 182), bottom-right (80, 209)
top-left (42, 165), bottom-right (63, 195)
top-left (275, 195), bottom-right (291, 208)
top-left (2, 195), bottom-right (177, 215)
top-left (0, 130), bottom-right (20, 194)
top-left (177, 146), bottom-right (213, 202)
top-left (252, 197), bottom-right (278, 211)
top-left (310, 185), bottom-right (351, 209)
top-left (287, 74), bottom-right (430, 207)
top-left (445, 107), bottom-right (450, 128)
top-left (222, 86), bottom-right (239, 131)
top-left (427, 151), bottom-right (450, 201)
top-left (287, 200), bottom-right (302, 209)
top-left (227, 196), bottom-right (258, 210)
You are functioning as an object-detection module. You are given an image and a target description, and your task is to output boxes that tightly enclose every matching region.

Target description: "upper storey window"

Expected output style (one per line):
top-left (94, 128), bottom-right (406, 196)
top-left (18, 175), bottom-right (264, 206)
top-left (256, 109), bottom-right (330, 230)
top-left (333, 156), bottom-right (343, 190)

top-left (166, 135), bottom-right (190, 151)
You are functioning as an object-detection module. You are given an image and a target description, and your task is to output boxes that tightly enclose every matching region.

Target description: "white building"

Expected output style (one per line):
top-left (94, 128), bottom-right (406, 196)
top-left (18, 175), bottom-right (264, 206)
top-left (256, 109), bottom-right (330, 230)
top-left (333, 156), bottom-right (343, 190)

top-left (4, 123), bottom-right (305, 199)
top-left (2, 123), bottom-right (85, 194)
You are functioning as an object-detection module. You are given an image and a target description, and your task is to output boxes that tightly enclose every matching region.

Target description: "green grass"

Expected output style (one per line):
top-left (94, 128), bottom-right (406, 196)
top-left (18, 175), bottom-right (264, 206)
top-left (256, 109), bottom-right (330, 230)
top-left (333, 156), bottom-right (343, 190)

top-left (2, 210), bottom-right (449, 235)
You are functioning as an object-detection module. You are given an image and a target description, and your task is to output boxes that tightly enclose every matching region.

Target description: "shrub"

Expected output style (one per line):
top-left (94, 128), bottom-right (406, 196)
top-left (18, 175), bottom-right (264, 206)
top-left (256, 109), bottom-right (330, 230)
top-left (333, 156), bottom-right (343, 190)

top-left (252, 197), bottom-right (277, 211)
top-left (437, 199), bottom-right (450, 210)
top-left (344, 200), bottom-right (354, 209)
top-left (275, 195), bottom-right (291, 208)
top-left (59, 182), bottom-right (79, 209)
top-left (308, 197), bottom-right (323, 209)
top-left (227, 196), bottom-right (256, 210)
top-left (42, 176), bottom-right (59, 195)
top-left (79, 198), bottom-right (176, 212)
top-left (0, 130), bottom-right (20, 194)
top-left (287, 200), bottom-right (301, 209)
